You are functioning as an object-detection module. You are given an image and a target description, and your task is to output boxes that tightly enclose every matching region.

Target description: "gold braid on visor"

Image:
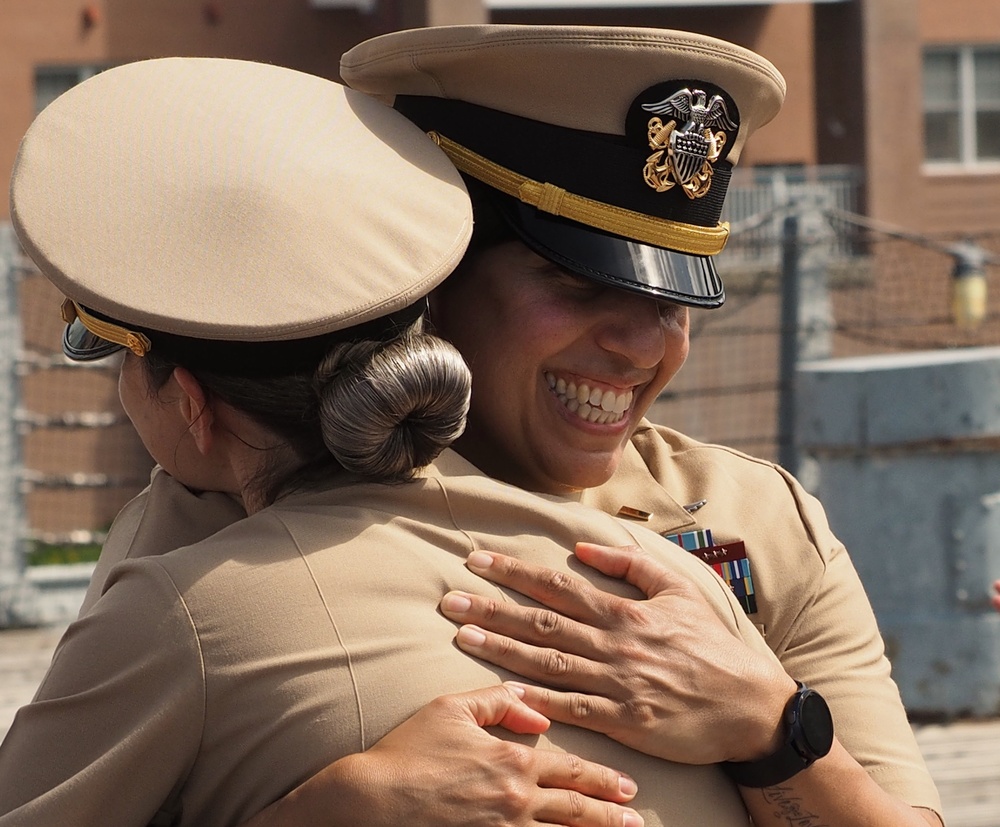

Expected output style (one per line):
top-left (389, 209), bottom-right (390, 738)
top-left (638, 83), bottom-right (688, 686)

top-left (61, 299), bottom-right (152, 357)
top-left (427, 132), bottom-right (730, 257)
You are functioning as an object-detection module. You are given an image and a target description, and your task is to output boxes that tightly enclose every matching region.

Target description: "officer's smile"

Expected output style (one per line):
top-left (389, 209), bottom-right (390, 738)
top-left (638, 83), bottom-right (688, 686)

top-left (544, 371), bottom-right (634, 425)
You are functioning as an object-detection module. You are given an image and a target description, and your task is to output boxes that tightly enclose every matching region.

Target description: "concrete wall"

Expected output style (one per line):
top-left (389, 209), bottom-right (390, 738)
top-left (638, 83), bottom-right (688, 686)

top-left (798, 347), bottom-right (1000, 716)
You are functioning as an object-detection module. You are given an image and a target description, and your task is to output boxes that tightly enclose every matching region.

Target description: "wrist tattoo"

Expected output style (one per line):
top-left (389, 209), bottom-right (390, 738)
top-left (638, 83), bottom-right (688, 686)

top-left (761, 785), bottom-right (829, 827)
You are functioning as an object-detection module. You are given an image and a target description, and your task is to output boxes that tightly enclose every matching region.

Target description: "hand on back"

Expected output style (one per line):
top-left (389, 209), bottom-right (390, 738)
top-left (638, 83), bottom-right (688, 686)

top-left (440, 543), bottom-right (798, 765)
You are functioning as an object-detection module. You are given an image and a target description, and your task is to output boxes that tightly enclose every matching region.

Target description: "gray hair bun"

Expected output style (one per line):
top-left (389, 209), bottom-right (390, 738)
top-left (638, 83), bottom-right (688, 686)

top-left (314, 320), bottom-right (471, 482)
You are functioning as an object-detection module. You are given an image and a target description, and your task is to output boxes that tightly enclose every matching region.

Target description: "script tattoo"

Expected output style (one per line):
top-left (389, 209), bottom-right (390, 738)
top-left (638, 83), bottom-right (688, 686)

top-left (760, 786), bottom-right (829, 827)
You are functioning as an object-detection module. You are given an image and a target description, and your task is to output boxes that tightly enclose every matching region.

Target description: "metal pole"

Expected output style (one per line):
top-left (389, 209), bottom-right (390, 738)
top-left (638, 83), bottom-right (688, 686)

top-left (777, 212), bottom-right (800, 475)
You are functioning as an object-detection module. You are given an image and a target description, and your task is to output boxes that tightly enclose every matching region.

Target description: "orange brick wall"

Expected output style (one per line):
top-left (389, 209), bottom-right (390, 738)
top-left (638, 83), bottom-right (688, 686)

top-left (0, 0), bottom-right (378, 222)
top-left (863, 0), bottom-right (1000, 234)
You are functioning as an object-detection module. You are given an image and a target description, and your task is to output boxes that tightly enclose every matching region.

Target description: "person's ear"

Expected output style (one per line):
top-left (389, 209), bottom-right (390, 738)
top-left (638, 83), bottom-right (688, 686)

top-left (172, 366), bottom-right (215, 456)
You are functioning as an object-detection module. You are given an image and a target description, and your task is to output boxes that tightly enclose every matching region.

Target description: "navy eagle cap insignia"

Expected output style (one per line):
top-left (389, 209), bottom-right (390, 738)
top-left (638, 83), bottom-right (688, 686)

top-left (640, 87), bottom-right (738, 199)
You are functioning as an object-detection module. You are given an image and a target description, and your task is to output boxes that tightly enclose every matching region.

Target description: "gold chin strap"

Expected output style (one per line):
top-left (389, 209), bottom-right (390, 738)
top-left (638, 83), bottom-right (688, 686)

top-left (61, 299), bottom-right (152, 357)
top-left (427, 131), bottom-right (729, 257)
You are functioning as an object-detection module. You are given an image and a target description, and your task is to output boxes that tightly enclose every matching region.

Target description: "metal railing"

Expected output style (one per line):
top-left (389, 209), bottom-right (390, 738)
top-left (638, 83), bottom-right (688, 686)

top-left (719, 165), bottom-right (863, 267)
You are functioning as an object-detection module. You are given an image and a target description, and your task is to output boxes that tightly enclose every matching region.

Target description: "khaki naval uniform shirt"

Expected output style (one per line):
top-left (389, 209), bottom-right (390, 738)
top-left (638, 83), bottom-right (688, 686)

top-left (13, 421), bottom-right (941, 823)
top-left (583, 422), bottom-right (941, 815)
top-left (0, 451), bottom-right (774, 827)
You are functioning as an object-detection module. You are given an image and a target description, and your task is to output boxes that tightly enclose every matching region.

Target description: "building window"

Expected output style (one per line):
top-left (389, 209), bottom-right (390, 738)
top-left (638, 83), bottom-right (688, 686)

top-left (34, 66), bottom-right (104, 114)
top-left (923, 46), bottom-right (1000, 166)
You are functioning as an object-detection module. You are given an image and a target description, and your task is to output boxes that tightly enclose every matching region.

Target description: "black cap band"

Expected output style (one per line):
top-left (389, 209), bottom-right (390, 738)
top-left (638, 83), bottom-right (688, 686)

top-left (395, 95), bottom-right (732, 231)
top-left (395, 93), bottom-right (733, 308)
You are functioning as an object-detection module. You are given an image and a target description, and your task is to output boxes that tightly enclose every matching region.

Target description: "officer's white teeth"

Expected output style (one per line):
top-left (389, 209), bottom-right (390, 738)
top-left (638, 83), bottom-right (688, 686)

top-left (544, 371), bottom-right (633, 425)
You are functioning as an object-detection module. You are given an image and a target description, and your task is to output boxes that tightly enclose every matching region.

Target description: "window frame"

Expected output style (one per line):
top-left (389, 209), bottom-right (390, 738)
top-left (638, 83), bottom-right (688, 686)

top-left (34, 65), bottom-right (106, 115)
top-left (922, 44), bottom-right (1000, 173)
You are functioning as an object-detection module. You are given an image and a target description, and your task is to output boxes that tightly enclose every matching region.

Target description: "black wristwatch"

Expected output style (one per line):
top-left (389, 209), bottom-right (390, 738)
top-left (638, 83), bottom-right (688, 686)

top-left (721, 682), bottom-right (834, 788)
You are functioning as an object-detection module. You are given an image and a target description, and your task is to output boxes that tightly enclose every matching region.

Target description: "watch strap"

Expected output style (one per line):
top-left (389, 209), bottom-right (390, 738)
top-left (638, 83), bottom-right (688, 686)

top-left (721, 683), bottom-right (833, 788)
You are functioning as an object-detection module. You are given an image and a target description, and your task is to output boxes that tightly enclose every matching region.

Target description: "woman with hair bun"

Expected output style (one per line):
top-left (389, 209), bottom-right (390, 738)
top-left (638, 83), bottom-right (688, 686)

top-left (126, 310), bottom-right (470, 506)
top-left (312, 321), bottom-right (471, 484)
top-left (0, 56), bottom-right (646, 827)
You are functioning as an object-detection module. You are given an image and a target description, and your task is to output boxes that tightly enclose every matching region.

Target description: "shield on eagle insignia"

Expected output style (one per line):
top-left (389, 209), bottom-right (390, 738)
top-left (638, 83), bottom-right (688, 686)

top-left (631, 83), bottom-right (740, 198)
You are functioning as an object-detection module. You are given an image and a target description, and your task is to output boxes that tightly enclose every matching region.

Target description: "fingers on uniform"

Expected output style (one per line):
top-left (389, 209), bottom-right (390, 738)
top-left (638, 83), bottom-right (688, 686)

top-left (574, 542), bottom-right (680, 599)
top-left (455, 623), bottom-right (605, 688)
top-left (465, 551), bottom-right (611, 623)
top-left (532, 760), bottom-right (645, 826)
top-left (504, 681), bottom-right (621, 735)
top-left (442, 589), bottom-right (597, 654)
top-left (446, 684), bottom-right (548, 730)
top-left (537, 751), bottom-right (638, 803)
top-left (572, 542), bottom-right (647, 579)
top-left (536, 789), bottom-right (644, 827)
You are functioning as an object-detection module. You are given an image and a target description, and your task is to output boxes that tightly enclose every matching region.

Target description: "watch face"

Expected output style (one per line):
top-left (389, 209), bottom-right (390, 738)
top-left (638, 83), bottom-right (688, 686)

top-left (798, 690), bottom-right (835, 758)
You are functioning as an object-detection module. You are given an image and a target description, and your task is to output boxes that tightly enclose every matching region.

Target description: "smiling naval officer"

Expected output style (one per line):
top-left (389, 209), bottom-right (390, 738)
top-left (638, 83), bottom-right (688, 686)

top-left (341, 22), bottom-right (942, 823)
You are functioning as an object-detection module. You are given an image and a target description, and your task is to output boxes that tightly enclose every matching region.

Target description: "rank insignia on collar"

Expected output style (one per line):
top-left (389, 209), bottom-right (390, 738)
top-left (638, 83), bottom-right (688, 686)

top-left (627, 81), bottom-right (740, 200)
top-left (664, 529), bottom-right (757, 615)
top-left (616, 505), bottom-right (652, 521)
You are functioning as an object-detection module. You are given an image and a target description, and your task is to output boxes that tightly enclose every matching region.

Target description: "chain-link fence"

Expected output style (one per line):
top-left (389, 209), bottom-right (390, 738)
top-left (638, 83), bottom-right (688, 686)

top-left (651, 194), bottom-right (1000, 464)
top-left (2, 175), bottom-right (999, 622)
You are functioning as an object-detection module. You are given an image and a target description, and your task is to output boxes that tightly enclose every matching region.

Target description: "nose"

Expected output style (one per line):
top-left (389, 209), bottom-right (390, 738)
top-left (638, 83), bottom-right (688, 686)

top-left (593, 290), bottom-right (674, 370)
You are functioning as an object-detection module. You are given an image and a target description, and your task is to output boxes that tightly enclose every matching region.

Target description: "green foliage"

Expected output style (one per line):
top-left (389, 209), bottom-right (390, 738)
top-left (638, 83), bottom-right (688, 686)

top-left (26, 539), bottom-right (103, 566)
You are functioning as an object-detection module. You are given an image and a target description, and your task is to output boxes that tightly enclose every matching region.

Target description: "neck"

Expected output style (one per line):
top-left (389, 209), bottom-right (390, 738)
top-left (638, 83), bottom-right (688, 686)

top-left (214, 410), bottom-right (303, 515)
top-left (451, 434), bottom-right (583, 498)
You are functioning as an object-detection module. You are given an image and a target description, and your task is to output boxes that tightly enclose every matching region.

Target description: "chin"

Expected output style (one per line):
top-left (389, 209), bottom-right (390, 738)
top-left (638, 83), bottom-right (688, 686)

top-left (549, 456), bottom-right (621, 492)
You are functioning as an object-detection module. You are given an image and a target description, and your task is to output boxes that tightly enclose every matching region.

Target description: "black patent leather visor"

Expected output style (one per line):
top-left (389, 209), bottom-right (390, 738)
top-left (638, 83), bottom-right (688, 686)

top-left (60, 299), bottom-right (152, 361)
top-left (497, 196), bottom-right (726, 309)
top-left (62, 316), bottom-right (125, 362)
